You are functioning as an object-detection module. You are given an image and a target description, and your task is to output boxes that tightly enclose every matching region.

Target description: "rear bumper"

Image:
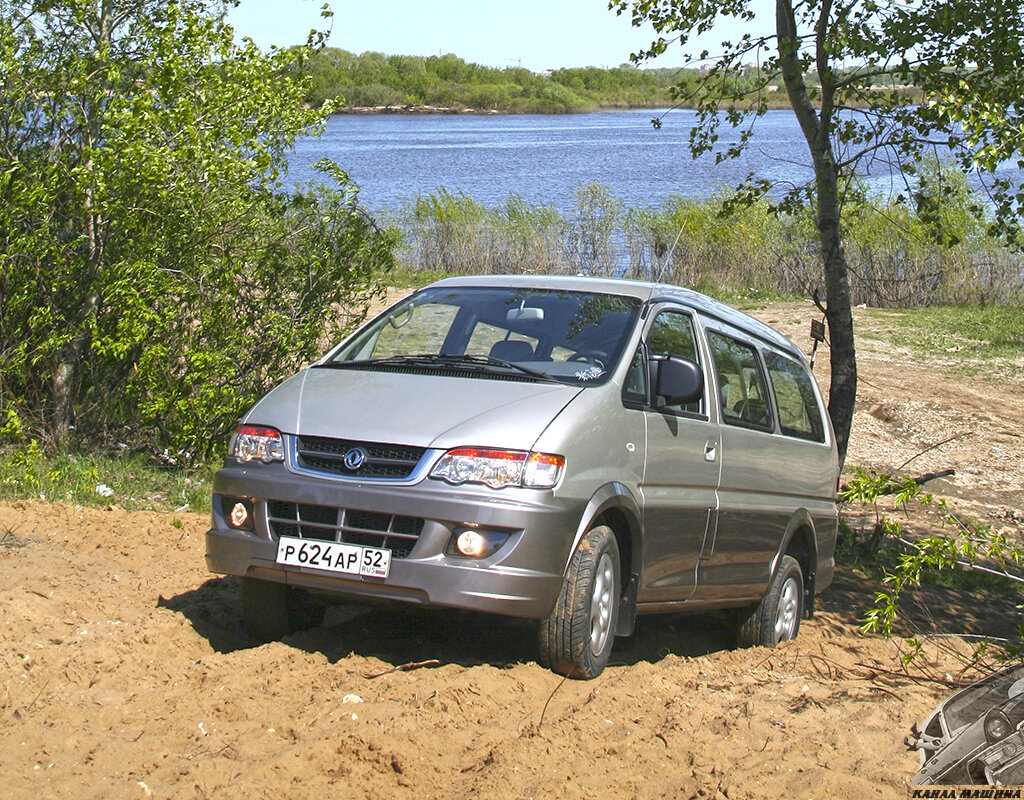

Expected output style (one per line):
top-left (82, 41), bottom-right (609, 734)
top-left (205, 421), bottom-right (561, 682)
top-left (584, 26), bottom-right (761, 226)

top-left (205, 462), bottom-right (582, 619)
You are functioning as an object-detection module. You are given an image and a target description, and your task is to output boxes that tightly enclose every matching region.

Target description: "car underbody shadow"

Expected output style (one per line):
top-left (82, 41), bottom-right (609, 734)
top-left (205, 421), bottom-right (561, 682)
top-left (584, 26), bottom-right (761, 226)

top-left (612, 612), bottom-right (736, 666)
top-left (158, 576), bottom-right (255, 654)
top-left (162, 575), bottom-right (737, 670)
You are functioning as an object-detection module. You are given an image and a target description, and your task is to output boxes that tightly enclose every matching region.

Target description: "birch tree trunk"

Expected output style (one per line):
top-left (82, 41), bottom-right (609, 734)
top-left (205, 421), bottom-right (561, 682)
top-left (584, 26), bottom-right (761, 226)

top-left (776, 0), bottom-right (857, 465)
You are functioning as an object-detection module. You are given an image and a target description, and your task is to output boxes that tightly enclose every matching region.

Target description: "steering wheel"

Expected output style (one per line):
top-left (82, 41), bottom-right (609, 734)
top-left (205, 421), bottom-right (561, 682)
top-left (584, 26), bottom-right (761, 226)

top-left (568, 350), bottom-right (607, 369)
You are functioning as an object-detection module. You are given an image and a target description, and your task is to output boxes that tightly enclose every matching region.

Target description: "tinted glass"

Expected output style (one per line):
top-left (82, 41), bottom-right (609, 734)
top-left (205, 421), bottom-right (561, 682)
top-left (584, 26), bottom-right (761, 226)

top-left (765, 351), bottom-right (826, 442)
top-left (331, 286), bottom-right (642, 385)
top-left (648, 311), bottom-right (701, 414)
top-left (648, 310), bottom-right (698, 361)
top-left (707, 331), bottom-right (772, 430)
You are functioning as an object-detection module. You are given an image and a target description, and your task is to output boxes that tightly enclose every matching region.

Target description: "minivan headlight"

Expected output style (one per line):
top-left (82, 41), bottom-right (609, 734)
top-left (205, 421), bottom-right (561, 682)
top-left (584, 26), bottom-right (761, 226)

top-left (430, 448), bottom-right (564, 489)
top-left (229, 425), bottom-right (285, 463)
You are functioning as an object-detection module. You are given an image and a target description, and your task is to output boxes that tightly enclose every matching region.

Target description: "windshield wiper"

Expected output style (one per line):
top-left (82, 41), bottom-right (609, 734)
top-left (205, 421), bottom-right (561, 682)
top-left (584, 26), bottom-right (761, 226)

top-left (318, 353), bottom-right (563, 383)
top-left (319, 354), bottom-right (441, 368)
top-left (435, 353), bottom-right (564, 383)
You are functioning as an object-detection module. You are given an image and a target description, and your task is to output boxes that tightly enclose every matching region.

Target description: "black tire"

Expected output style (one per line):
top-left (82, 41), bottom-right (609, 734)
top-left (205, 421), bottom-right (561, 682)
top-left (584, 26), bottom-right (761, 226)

top-left (735, 555), bottom-right (803, 648)
top-left (538, 525), bottom-right (620, 679)
top-left (240, 577), bottom-right (326, 642)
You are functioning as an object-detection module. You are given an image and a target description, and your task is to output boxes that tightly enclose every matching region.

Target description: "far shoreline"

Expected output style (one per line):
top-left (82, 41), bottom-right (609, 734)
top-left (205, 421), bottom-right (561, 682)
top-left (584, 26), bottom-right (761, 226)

top-left (329, 99), bottom-right (839, 116)
top-left (334, 104), bottom-right (501, 115)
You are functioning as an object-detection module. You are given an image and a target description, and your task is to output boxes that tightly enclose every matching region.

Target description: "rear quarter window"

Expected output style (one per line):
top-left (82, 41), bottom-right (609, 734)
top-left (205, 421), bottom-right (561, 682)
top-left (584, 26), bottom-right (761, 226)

top-left (765, 351), bottom-right (827, 443)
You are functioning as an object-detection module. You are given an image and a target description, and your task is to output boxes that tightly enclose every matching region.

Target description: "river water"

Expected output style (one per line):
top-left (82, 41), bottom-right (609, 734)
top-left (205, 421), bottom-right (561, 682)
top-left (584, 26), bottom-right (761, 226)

top-left (286, 107), bottom-right (1021, 214)
top-left (287, 108), bottom-right (817, 212)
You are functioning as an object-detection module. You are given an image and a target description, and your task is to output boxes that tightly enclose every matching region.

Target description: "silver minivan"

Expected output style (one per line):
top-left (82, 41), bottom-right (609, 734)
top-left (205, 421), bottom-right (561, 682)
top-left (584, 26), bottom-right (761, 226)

top-left (205, 275), bottom-right (838, 678)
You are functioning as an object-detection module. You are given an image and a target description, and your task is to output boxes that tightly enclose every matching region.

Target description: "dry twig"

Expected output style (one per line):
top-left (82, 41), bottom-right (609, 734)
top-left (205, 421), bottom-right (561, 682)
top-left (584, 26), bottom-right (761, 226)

top-left (894, 432), bottom-right (973, 473)
top-left (363, 659), bottom-right (440, 679)
top-left (538, 672), bottom-right (570, 731)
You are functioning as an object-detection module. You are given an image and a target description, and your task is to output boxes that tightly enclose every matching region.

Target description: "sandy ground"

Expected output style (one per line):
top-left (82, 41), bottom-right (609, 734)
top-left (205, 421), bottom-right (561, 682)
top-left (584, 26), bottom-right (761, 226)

top-left (2, 300), bottom-right (1023, 800)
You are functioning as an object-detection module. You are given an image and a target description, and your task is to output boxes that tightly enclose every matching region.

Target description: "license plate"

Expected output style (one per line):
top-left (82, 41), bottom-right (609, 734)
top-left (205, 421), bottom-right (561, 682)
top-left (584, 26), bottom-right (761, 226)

top-left (275, 536), bottom-right (391, 579)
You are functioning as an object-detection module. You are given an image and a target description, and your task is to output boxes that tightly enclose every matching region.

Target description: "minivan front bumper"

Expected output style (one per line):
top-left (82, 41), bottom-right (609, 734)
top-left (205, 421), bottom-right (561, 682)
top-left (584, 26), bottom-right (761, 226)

top-left (205, 462), bottom-right (581, 619)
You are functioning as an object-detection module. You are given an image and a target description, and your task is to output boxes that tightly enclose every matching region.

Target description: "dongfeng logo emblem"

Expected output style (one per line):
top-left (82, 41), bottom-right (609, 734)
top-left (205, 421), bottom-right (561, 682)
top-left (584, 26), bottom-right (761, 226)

top-left (343, 447), bottom-right (367, 471)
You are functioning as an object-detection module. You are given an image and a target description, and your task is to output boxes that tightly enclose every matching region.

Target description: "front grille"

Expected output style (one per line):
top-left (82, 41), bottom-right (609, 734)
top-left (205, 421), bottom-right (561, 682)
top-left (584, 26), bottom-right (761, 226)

top-left (295, 435), bottom-right (427, 480)
top-left (266, 501), bottom-right (424, 558)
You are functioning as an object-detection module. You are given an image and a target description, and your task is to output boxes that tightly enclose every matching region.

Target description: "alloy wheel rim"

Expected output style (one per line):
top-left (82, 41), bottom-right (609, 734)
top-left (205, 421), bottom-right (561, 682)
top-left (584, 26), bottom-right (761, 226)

top-left (590, 553), bottom-right (615, 656)
top-left (774, 575), bottom-right (800, 642)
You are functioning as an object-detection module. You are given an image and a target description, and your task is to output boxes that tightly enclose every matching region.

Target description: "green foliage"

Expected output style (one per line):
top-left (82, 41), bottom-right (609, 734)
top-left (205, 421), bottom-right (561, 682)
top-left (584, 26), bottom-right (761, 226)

top-left (623, 190), bottom-right (812, 291)
top-left (836, 169), bottom-right (1019, 307)
top-left (388, 181), bottom-right (1022, 307)
top-left (0, 0), bottom-right (395, 458)
top-left (391, 188), bottom-right (568, 275)
top-left (298, 48), bottom-right (676, 112)
top-left (407, 189), bottom-right (488, 274)
top-left (907, 158), bottom-right (990, 248)
top-left (387, 268), bottom-right (451, 289)
top-left (610, 0), bottom-right (1024, 246)
top-left (863, 0), bottom-right (1024, 243)
top-left (0, 443), bottom-right (214, 512)
top-left (841, 469), bottom-right (1024, 663)
top-left (613, 0), bottom-right (1024, 468)
top-left (567, 182), bottom-right (622, 275)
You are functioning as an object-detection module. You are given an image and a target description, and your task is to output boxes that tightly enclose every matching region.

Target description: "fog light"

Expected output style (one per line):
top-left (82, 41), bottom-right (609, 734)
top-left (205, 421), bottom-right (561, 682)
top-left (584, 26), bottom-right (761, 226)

top-left (230, 502), bottom-right (249, 528)
top-left (456, 530), bottom-right (486, 557)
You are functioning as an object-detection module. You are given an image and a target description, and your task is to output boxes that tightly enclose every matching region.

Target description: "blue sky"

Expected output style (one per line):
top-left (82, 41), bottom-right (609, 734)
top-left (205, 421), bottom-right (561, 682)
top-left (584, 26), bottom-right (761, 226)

top-left (227, 0), bottom-right (773, 71)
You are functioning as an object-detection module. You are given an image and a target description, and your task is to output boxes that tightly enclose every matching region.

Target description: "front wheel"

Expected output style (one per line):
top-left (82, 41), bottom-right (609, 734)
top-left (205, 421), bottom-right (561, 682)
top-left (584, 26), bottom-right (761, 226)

top-left (735, 555), bottom-right (803, 648)
top-left (538, 525), bottom-right (620, 679)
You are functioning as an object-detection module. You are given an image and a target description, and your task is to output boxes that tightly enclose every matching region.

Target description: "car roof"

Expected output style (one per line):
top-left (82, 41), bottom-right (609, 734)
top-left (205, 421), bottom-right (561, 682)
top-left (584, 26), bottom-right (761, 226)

top-left (428, 274), bottom-right (806, 362)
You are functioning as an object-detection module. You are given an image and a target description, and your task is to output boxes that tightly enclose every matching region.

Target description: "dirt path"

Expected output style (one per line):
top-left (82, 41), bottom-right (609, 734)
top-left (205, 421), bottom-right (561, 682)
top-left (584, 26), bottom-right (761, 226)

top-left (2, 300), bottom-right (1022, 800)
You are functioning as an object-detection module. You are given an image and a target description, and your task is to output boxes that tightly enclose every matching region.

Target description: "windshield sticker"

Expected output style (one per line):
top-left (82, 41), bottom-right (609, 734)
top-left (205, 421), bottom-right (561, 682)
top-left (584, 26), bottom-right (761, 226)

top-left (574, 366), bottom-right (605, 381)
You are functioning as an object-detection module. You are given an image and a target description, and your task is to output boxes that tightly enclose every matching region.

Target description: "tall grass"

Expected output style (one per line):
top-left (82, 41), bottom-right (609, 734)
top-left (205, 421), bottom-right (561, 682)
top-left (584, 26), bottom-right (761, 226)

top-left (0, 439), bottom-right (214, 512)
top-left (386, 170), bottom-right (1023, 307)
top-left (386, 188), bottom-right (572, 276)
top-left (622, 193), bottom-right (814, 295)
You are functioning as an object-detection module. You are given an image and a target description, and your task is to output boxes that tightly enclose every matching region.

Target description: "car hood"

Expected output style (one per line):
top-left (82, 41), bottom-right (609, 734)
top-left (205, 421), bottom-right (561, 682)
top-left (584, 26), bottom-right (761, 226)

top-left (243, 366), bottom-right (583, 450)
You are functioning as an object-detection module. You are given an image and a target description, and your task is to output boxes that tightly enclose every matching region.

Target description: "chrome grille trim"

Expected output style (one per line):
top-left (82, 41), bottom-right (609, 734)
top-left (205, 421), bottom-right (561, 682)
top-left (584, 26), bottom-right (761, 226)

top-left (288, 435), bottom-right (437, 483)
top-left (266, 501), bottom-right (424, 558)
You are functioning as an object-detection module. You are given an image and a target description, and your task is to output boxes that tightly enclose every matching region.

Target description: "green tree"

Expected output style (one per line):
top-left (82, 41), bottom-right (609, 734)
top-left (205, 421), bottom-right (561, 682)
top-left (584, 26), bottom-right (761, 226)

top-left (611, 0), bottom-right (1024, 466)
top-left (0, 0), bottom-right (395, 456)
top-left (870, 0), bottom-right (1024, 243)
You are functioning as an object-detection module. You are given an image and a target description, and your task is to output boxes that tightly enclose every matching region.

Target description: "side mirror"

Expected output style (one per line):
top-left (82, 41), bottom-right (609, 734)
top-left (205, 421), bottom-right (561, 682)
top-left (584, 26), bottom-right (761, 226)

top-left (650, 355), bottom-right (703, 409)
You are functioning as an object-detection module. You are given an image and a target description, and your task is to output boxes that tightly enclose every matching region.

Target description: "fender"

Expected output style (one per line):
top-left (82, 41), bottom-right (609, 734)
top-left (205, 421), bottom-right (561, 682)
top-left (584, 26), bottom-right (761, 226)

top-left (769, 508), bottom-right (819, 617)
top-left (565, 481), bottom-right (643, 636)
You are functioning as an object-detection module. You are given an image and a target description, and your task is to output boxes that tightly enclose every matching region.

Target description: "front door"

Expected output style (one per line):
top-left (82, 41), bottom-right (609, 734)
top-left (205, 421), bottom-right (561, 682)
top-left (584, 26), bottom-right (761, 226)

top-left (630, 307), bottom-right (721, 604)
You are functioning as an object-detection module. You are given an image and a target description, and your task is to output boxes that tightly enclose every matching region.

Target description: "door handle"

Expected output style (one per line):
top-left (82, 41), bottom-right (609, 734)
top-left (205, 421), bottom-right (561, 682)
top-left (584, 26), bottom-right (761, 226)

top-left (704, 441), bottom-right (718, 462)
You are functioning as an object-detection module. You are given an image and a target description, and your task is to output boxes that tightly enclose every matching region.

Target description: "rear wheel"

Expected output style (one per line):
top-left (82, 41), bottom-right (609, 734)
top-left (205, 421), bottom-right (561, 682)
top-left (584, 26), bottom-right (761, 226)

top-left (538, 525), bottom-right (620, 679)
top-left (240, 577), bottom-right (325, 642)
top-left (735, 555), bottom-right (803, 648)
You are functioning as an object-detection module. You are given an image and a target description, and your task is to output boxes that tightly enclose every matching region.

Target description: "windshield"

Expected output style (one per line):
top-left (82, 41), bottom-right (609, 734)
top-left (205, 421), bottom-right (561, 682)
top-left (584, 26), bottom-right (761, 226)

top-left (941, 665), bottom-right (1024, 733)
top-left (326, 286), bottom-right (643, 385)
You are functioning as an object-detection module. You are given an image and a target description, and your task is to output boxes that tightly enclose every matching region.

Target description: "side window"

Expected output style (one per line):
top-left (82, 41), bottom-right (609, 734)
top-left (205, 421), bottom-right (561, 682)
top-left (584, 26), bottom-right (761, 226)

top-left (765, 351), bottom-right (826, 442)
top-left (648, 310), bottom-right (698, 361)
top-left (707, 331), bottom-right (773, 430)
top-left (648, 310), bottom-right (701, 415)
